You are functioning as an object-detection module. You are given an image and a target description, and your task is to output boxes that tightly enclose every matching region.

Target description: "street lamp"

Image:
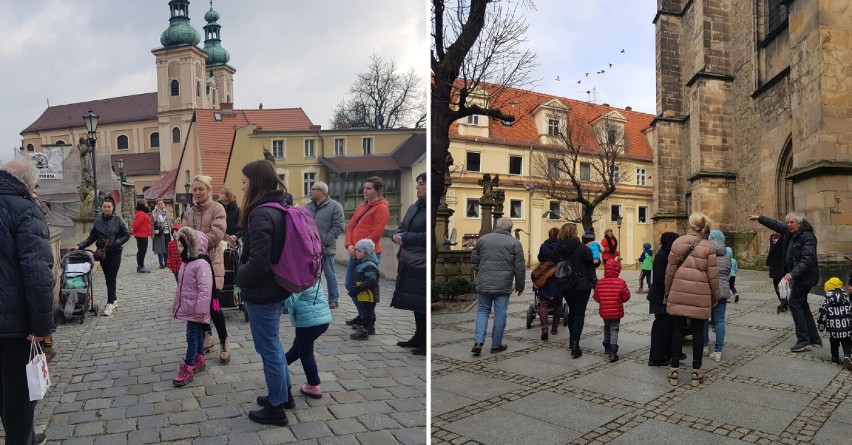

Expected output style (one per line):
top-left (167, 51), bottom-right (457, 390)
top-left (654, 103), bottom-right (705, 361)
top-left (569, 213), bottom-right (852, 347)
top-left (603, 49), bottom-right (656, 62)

top-left (116, 157), bottom-right (126, 182)
top-left (615, 214), bottom-right (623, 261)
top-left (83, 109), bottom-right (99, 219)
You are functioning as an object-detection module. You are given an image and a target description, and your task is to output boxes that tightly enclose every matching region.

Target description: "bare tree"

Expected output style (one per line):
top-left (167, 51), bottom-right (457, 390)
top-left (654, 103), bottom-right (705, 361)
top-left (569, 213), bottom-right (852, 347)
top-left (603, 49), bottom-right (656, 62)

top-left (331, 54), bottom-right (425, 129)
top-left (431, 0), bottom-right (537, 273)
top-left (531, 113), bottom-right (630, 232)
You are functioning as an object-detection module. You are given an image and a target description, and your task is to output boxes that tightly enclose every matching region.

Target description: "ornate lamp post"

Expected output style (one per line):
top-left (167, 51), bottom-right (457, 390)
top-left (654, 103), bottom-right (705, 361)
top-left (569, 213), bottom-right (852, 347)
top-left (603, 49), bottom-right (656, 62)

top-left (615, 214), bottom-right (623, 261)
top-left (83, 110), bottom-right (99, 219)
top-left (117, 157), bottom-right (126, 182)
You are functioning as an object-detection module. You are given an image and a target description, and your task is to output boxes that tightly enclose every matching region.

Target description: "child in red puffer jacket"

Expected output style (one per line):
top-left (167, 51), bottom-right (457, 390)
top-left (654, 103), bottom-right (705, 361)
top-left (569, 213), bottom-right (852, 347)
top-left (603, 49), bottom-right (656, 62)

top-left (166, 224), bottom-right (183, 280)
top-left (593, 260), bottom-right (631, 362)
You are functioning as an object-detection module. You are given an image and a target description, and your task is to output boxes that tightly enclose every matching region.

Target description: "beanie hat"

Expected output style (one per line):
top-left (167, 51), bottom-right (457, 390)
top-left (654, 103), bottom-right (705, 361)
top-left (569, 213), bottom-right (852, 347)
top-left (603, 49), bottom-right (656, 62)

top-left (725, 246), bottom-right (733, 256)
top-left (582, 231), bottom-right (595, 242)
top-left (355, 238), bottom-right (376, 255)
top-left (708, 230), bottom-right (725, 241)
top-left (824, 277), bottom-right (843, 293)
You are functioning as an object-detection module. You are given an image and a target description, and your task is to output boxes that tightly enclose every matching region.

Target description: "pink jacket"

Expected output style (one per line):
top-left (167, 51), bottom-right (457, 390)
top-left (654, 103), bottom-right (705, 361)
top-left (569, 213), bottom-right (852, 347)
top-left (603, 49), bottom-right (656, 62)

top-left (172, 227), bottom-right (212, 324)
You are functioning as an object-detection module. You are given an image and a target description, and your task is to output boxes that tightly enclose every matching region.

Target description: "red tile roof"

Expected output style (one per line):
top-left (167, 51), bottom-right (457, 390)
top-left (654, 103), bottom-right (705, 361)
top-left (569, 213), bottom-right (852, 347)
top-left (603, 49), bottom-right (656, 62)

top-left (320, 131), bottom-right (426, 174)
top-left (142, 168), bottom-right (179, 201)
top-left (196, 108), bottom-right (314, 191)
top-left (22, 93), bottom-right (158, 134)
top-left (449, 84), bottom-right (654, 161)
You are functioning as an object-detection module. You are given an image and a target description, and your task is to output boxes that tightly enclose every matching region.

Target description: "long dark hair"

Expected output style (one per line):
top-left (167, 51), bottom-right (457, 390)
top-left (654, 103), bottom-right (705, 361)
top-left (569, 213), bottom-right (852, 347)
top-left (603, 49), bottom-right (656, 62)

top-left (239, 160), bottom-right (285, 228)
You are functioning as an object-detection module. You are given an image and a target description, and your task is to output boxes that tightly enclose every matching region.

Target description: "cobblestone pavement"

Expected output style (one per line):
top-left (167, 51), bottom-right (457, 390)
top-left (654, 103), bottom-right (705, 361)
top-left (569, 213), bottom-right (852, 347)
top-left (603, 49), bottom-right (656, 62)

top-left (432, 269), bottom-right (852, 444)
top-left (24, 250), bottom-right (426, 444)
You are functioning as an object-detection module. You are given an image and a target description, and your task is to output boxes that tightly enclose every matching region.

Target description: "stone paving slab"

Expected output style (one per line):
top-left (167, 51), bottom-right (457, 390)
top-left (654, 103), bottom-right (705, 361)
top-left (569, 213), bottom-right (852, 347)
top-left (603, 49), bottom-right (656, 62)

top-left (432, 269), bottom-right (852, 444)
top-left (2, 250), bottom-right (425, 444)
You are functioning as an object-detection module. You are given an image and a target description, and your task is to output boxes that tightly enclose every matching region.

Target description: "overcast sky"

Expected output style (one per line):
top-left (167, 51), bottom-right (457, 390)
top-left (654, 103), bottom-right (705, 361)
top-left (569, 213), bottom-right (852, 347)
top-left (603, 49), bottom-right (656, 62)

top-left (0, 0), bottom-right (427, 163)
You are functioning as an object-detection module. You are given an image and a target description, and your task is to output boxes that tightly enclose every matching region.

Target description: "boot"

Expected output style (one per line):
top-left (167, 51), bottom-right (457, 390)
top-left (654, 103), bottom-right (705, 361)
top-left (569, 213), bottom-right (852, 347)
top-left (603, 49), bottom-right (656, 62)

top-left (249, 404), bottom-right (289, 426)
top-left (350, 326), bottom-right (370, 340)
top-left (691, 370), bottom-right (705, 387)
top-left (541, 328), bottom-right (548, 341)
top-left (203, 331), bottom-right (215, 353)
top-left (257, 387), bottom-right (296, 409)
top-left (602, 341), bottom-right (610, 354)
top-left (173, 362), bottom-right (194, 387)
top-left (194, 354), bottom-right (206, 373)
top-left (570, 339), bottom-right (582, 359)
top-left (608, 344), bottom-right (619, 363)
top-left (219, 338), bottom-right (230, 365)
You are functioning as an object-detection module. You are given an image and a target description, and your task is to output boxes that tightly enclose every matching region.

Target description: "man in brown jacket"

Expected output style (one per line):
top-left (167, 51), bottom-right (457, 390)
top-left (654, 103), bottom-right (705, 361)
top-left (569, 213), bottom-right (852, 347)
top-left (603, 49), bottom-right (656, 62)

top-left (664, 212), bottom-right (719, 387)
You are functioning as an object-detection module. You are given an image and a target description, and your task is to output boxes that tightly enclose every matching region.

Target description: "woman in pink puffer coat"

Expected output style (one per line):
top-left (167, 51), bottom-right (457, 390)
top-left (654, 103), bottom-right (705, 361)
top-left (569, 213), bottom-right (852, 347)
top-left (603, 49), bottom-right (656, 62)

top-left (171, 226), bottom-right (213, 387)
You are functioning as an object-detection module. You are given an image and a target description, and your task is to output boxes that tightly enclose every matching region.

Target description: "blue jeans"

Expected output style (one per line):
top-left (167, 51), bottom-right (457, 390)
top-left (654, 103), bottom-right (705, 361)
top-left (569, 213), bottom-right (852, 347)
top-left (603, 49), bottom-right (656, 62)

top-left (703, 301), bottom-right (727, 352)
top-left (286, 324), bottom-right (329, 386)
top-left (324, 254), bottom-right (339, 303)
top-left (185, 321), bottom-right (205, 365)
top-left (345, 252), bottom-right (381, 317)
top-left (246, 301), bottom-right (291, 406)
top-left (474, 293), bottom-right (510, 348)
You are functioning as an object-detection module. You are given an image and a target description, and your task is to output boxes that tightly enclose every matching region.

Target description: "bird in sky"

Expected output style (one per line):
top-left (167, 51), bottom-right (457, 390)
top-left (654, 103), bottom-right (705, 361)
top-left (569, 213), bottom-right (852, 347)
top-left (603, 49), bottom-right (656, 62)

top-left (621, 49), bottom-right (625, 53)
top-left (600, 69), bottom-right (606, 74)
top-left (555, 75), bottom-right (560, 81)
top-left (609, 63), bottom-right (612, 68)
top-left (576, 80), bottom-right (581, 84)
top-left (585, 72), bottom-right (589, 77)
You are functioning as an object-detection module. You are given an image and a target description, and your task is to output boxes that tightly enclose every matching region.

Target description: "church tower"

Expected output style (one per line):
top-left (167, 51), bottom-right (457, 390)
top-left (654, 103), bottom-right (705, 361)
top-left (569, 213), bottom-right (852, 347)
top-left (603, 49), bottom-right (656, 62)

top-left (202, 1), bottom-right (236, 108)
top-left (152, 0), bottom-right (207, 173)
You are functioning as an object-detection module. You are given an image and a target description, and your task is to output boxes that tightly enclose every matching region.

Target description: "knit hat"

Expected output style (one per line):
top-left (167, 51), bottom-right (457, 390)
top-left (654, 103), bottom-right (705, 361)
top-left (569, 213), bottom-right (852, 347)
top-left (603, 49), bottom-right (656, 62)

top-left (708, 230), bottom-right (725, 241)
top-left (355, 238), bottom-right (376, 255)
top-left (582, 230), bottom-right (595, 242)
top-left (824, 277), bottom-right (844, 293)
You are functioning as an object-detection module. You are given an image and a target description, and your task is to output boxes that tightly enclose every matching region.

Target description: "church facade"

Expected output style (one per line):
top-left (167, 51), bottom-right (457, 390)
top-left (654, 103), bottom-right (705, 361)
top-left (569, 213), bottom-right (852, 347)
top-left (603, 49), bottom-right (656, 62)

top-left (651, 0), bottom-right (851, 266)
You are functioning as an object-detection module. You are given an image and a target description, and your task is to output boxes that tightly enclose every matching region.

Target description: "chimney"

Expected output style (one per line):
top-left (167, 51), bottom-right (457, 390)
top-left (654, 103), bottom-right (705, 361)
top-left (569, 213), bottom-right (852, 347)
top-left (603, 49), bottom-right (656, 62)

top-left (220, 102), bottom-right (234, 112)
top-left (602, 103), bottom-right (610, 107)
top-left (625, 106), bottom-right (632, 111)
top-left (309, 125), bottom-right (322, 131)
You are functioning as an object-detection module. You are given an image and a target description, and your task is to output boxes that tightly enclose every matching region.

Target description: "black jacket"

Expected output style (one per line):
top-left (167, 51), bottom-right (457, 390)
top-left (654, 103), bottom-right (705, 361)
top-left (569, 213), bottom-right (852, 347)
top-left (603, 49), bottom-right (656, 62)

top-left (0, 171), bottom-right (55, 338)
top-left (767, 234), bottom-right (785, 281)
top-left (236, 191), bottom-right (291, 304)
top-left (556, 238), bottom-right (596, 291)
top-left (391, 198), bottom-right (426, 312)
top-left (758, 216), bottom-right (819, 290)
top-left (222, 202), bottom-right (243, 238)
top-left (78, 214), bottom-right (131, 252)
top-left (647, 232), bottom-right (680, 312)
top-left (536, 238), bottom-right (562, 298)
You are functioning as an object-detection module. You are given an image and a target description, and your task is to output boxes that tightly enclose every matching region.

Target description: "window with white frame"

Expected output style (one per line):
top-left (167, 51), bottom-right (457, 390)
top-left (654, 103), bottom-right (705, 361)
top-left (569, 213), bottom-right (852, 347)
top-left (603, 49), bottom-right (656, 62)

top-left (610, 204), bottom-right (622, 223)
top-left (272, 140), bottom-right (285, 159)
top-left (334, 138), bottom-right (345, 156)
top-left (510, 199), bottom-right (522, 219)
top-left (304, 139), bottom-right (316, 158)
top-left (466, 152), bottom-right (481, 172)
top-left (580, 162), bottom-right (591, 181)
top-left (467, 114), bottom-right (480, 125)
top-left (548, 159), bottom-right (560, 179)
top-left (466, 199), bottom-right (480, 218)
top-left (636, 168), bottom-right (646, 185)
top-left (362, 138), bottom-right (373, 155)
top-left (548, 118), bottom-right (560, 136)
top-left (548, 201), bottom-right (560, 219)
top-left (303, 172), bottom-right (315, 196)
top-left (611, 165), bottom-right (620, 182)
top-left (638, 206), bottom-right (648, 224)
top-left (509, 155), bottom-right (523, 175)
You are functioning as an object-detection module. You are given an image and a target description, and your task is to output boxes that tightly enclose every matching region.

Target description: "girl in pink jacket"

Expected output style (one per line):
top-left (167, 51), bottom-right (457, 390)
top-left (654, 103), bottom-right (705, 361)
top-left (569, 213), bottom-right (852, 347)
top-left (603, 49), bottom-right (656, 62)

top-left (172, 226), bottom-right (213, 387)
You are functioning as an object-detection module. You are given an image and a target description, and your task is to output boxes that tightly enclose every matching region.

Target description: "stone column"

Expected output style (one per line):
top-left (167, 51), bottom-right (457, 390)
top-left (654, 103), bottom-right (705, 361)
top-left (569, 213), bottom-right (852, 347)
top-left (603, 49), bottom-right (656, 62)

top-left (435, 206), bottom-right (455, 252)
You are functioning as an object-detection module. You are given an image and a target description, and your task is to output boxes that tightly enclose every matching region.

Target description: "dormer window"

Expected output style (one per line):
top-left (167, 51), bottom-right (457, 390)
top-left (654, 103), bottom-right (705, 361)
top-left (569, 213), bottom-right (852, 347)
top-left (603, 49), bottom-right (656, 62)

top-left (548, 119), bottom-right (560, 136)
top-left (467, 115), bottom-right (480, 126)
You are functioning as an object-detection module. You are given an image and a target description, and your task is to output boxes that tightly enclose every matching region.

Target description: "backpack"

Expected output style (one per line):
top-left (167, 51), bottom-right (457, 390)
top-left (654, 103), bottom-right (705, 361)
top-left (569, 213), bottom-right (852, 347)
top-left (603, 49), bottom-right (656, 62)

top-left (531, 261), bottom-right (557, 288)
top-left (251, 202), bottom-right (323, 293)
top-left (554, 260), bottom-right (578, 292)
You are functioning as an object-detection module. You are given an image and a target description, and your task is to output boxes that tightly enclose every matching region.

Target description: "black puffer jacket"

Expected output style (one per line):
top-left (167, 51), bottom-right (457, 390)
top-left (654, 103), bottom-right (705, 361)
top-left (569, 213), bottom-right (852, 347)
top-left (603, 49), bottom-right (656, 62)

top-left (0, 171), bottom-right (55, 338)
top-left (222, 201), bottom-right (243, 238)
top-left (236, 190), bottom-right (291, 304)
top-left (758, 216), bottom-right (819, 291)
top-left (78, 214), bottom-right (131, 252)
top-left (556, 238), bottom-right (596, 291)
top-left (391, 198), bottom-right (426, 313)
top-left (647, 232), bottom-right (679, 313)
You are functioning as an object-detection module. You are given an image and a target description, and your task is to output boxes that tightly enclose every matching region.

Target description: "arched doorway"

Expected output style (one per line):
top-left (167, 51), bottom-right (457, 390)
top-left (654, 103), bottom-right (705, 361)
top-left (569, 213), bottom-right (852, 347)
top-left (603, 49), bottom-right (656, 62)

top-left (776, 137), bottom-right (793, 219)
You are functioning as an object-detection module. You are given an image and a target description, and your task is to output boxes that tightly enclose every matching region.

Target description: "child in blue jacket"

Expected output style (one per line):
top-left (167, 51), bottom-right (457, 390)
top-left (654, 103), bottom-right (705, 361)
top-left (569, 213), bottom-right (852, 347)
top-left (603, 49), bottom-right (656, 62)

top-left (348, 239), bottom-right (380, 340)
top-left (728, 247), bottom-right (739, 302)
top-left (284, 280), bottom-right (332, 398)
top-left (637, 243), bottom-right (653, 293)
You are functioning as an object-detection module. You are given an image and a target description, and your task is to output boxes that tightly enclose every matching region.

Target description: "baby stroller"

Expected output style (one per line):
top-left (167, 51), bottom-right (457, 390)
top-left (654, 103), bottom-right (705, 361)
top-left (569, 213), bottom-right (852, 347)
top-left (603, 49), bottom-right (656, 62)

top-left (526, 289), bottom-right (568, 329)
top-left (219, 241), bottom-right (246, 321)
top-left (55, 249), bottom-right (98, 324)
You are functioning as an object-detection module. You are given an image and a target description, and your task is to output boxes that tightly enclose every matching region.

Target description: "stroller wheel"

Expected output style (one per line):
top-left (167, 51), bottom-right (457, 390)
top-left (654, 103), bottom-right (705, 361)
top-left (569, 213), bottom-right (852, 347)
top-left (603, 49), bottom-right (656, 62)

top-left (526, 304), bottom-right (535, 329)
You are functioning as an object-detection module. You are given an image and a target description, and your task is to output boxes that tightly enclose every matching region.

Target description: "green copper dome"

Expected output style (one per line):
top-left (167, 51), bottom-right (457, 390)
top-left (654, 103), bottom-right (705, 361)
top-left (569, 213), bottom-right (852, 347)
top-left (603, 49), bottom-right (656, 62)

top-left (202, 4), bottom-right (230, 66)
top-left (160, 0), bottom-right (201, 48)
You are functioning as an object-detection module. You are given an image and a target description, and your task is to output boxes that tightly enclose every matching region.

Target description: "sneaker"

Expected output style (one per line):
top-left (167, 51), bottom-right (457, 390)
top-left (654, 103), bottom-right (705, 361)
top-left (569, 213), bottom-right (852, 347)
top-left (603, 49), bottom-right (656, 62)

top-left (300, 383), bottom-right (323, 399)
top-left (709, 351), bottom-right (722, 362)
top-left (172, 362), bottom-right (194, 387)
top-left (194, 354), bottom-right (206, 373)
top-left (328, 301), bottom-right (339, 309)
top-left (471, 343), bottom-right (483, 356)
top-left (842, 356), bottom-right (852, 370)
top-left (810, 338), bottom-right (823, 348)
top-left (790, 341), bottom-right (811, 352)
top-left (137, 267), bottom-right (151, 273)
top-left (490, 344), bottom-right (508, 353)
top-left (102, 303), bottom-right (115, 316)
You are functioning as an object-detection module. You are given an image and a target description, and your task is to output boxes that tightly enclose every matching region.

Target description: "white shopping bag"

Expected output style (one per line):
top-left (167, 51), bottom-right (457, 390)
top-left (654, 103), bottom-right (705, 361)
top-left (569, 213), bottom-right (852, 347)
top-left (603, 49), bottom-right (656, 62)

top-left (26, 340), bottom-right (51, 401)
top-left (778, 278), bottom-right (790, 302)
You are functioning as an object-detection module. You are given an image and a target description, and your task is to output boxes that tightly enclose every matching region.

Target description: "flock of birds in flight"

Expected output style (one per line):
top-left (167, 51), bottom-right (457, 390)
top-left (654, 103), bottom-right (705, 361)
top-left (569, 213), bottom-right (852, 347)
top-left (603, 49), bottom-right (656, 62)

top-left (554, 48), bottom-right (627, 94)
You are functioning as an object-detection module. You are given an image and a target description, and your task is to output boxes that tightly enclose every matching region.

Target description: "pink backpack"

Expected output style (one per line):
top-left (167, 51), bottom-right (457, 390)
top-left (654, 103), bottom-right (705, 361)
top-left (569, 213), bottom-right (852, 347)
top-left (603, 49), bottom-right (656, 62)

top-left (251, 202), bottom-right (323, 293)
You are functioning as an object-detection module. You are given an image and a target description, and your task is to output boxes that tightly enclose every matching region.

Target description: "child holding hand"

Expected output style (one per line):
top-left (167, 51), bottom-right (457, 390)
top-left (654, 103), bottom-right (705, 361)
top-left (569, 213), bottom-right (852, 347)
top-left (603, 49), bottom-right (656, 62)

top-left (348, 239), bottom-right (380, 340)
top-left (172, 226), bottom-right (213, 387)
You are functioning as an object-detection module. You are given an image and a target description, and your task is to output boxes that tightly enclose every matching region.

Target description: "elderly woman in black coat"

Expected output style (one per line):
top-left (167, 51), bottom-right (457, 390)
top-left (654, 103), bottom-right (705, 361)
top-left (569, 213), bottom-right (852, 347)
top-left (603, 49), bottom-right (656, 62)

top-left (391, 173), bottom-right (427, 356)
top-left (647, 232), bottom-right (680, 366)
